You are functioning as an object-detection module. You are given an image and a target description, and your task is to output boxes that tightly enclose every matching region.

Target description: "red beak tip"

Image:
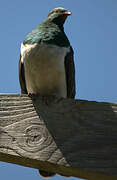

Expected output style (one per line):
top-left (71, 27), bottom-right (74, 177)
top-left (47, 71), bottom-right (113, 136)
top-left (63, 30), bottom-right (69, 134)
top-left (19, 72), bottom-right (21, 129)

top-left (64, 11), bottom-right (72, 16)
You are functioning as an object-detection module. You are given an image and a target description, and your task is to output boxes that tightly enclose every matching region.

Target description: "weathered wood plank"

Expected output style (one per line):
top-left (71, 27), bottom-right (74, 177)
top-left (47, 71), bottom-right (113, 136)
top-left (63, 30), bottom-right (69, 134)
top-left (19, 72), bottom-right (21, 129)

top-left (0, 94), bottom-right (117, 180)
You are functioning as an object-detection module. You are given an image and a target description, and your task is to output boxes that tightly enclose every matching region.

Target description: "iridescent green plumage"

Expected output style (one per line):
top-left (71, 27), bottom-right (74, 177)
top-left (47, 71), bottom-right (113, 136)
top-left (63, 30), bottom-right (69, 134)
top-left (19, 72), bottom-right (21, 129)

top-left (23, 7), bottom-right (71, 47)
top-left (23, 21), bottom-right (70, 47)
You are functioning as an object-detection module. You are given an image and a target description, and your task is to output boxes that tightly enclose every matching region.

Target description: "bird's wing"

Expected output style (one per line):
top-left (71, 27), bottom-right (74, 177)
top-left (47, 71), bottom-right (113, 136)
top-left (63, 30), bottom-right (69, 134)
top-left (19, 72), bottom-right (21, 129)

top-left (19, 54), bottom-right (27, 94)
top-left (64, 46), bottom-right (76, 98)
top-left (23, 27), bottom-right (42, 45)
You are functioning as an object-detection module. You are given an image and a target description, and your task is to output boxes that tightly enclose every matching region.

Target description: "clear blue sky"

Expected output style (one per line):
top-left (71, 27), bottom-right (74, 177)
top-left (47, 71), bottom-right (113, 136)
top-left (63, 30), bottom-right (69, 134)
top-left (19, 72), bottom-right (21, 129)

top-left (0, 0), bottom-right (117, 180)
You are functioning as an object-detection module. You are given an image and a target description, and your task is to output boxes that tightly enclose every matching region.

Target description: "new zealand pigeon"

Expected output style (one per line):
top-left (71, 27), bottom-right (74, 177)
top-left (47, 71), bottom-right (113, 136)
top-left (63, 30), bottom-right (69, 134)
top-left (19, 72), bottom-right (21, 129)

top-left (19, 7), bottom-right (76, 177)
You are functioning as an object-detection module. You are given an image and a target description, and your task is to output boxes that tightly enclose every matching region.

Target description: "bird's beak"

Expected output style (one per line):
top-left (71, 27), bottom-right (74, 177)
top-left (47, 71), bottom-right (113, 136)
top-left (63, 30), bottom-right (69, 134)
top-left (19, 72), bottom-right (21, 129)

top-left (64, 11), bottom-right (72, 16)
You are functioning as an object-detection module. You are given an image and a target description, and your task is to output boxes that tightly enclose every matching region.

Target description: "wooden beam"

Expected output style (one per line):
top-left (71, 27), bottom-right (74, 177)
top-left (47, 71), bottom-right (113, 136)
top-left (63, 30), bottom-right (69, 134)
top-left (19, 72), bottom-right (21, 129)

top-left (0, 94), bottom-right (117, 180)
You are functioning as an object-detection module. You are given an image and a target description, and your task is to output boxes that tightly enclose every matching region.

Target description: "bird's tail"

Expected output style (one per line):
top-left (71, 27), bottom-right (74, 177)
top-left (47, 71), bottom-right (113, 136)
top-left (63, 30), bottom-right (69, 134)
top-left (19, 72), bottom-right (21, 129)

top-left (39, 170), bottom-right (56, 178)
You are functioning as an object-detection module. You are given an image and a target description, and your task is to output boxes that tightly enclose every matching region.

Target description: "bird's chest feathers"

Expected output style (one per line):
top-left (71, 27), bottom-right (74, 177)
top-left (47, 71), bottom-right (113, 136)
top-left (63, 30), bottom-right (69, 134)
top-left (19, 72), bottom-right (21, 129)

top-left (21, 43), bottom-right (70, 96)
top-left (21, 43), bottom-right (69, 74)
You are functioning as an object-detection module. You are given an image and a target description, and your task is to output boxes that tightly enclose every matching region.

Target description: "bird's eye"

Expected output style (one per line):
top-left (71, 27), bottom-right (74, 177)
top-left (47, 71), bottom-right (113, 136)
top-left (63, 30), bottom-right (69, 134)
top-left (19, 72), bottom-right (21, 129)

top-left (55, 10), bottom-right (58, 13)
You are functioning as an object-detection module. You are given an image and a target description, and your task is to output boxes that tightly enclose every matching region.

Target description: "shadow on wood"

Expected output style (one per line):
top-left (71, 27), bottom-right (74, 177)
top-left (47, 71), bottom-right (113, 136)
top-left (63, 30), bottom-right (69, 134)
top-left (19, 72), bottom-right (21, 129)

top-left (0, 94), bottom-right (117, 180)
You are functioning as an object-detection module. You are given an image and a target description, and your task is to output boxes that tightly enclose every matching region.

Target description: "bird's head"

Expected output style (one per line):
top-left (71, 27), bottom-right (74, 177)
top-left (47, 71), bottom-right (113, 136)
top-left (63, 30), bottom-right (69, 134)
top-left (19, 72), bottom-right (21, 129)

top-left (47, 7), bottom-right (72, 27)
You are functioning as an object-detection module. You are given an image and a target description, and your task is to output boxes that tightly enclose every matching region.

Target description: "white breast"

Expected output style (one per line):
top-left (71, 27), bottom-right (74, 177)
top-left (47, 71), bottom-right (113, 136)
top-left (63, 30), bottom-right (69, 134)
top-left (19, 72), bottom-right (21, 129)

top-left (21, 43), bottom-right (70, 97)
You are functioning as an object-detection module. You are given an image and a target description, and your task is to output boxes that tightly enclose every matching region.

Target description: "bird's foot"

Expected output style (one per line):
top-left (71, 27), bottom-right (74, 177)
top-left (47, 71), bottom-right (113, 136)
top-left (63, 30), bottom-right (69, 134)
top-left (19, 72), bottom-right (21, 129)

top-left (28, 93), bottom-right (37, 98)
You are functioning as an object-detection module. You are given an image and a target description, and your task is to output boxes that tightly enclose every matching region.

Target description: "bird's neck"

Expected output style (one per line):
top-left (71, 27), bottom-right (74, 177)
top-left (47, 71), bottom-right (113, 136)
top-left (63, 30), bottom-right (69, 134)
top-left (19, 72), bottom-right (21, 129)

top-left (57, 24), bottom-right (64, 32)
top-left (47, 18), bottom-right (65, 32)
top-left (52, 19), bottom-right (65, 31)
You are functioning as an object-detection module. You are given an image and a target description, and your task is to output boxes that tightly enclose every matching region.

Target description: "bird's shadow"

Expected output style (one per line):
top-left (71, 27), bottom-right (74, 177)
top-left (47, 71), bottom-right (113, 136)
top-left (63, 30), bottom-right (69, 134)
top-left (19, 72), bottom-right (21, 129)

top-left (30, 94), bottom-right (117, 176)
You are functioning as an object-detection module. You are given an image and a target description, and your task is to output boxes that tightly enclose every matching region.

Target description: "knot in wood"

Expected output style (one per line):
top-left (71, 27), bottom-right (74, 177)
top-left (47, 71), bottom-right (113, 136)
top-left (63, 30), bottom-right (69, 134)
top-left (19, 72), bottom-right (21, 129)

top-left (18, 124), bottom-right (53, 153)
top-left (25, 125), bottom-right (42, 144)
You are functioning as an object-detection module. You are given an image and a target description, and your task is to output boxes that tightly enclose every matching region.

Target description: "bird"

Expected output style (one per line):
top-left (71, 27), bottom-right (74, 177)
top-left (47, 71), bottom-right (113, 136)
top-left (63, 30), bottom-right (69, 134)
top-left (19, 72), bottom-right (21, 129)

top-left (19, 7), bottom-right (76, 177)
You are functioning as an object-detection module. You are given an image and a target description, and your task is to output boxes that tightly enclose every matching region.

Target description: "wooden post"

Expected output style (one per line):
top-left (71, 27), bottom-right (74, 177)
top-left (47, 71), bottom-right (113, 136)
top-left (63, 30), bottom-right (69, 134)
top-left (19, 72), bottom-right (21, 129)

top-left (0, 94), bottom-right (117, 180)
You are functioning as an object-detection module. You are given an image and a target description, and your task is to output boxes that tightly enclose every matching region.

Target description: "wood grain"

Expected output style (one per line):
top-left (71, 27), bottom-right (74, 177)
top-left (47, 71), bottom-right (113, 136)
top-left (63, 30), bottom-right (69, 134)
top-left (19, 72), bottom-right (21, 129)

top-left (0, 94), bottom-right (117, 180)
